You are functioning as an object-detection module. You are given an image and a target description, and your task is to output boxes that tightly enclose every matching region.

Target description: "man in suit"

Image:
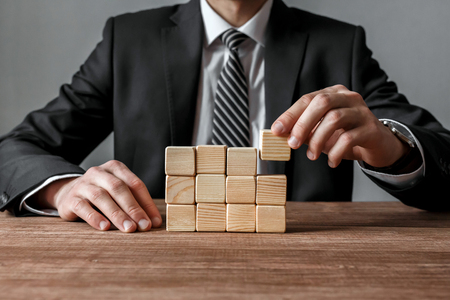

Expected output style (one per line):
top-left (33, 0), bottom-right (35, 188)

top-left (1, 0), bottom-right (449, 233)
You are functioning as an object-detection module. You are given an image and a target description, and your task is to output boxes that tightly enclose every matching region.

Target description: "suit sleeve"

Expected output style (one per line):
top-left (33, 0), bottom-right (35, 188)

top-left (351, 26), bottom-right (450, 211)
top-left (0, 18), bottom-right (116, 215)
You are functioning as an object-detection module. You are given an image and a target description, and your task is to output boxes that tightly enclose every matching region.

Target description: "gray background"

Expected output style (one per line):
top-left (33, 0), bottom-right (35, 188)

top-left (1, 0), bottom-right (449, 202)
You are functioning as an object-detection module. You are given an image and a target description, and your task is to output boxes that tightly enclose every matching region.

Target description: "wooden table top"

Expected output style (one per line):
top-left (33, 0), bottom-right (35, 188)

top-left (1, 200), bottom-right (449, 299)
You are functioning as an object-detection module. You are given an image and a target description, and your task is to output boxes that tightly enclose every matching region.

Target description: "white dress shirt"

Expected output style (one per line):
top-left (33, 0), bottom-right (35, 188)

top-left (192, 0), bottom-right (273, 175)
top-left (19, 0), bottom-right (424, 216)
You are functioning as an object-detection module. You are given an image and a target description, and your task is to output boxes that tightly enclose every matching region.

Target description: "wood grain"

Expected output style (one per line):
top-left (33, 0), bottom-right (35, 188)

top-left (256, 175), bottom-right (287, 205)
top-left (195, 174), bottom-right (226, 203)
top-left (196, 145), bottom-right (227, 174)
top-left (166, 204), bottom-right (196, 231)
top-left (165, 175), bottom-right (195, 204)
top-left (259, 129), bottom-right (291, 161)
top-left (1, 200), bottom-right (450, 299)
top-left (256, 205), bottom-right (286, 233)
top-left (226, 204), bottom-right (256, 232)
top-left (226, 147), bottom-right (257, 176)
top-left (165, 146), bottom-right (196, 176)
top-left (226, 176), bottom-right (256, 204)
top-left (196, 203), bottom-right (226, 232)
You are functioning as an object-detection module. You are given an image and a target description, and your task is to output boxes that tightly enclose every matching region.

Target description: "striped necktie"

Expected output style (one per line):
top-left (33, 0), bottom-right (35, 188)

top-left (212, 29), bottom-right (251, 147)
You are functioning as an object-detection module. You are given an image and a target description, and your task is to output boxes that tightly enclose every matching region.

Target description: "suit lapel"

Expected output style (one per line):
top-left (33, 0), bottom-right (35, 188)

top-left (162, 0), bottom-right (203, 146)
top-left (265, 0), bottom-right (309, 174)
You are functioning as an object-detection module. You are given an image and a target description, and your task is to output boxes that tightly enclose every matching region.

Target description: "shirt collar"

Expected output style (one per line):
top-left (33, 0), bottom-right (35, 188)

top-left (200, 0), bottom-right (273, 47)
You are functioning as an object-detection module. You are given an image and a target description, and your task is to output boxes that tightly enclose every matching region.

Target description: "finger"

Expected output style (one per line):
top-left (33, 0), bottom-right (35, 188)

top-left (326, 126), bottom-right (367, 168)
top-left (69, 198), bottom-right (111, 231)
top-left (306, 108), bottom-right (359, 160)
top-left (102, 160), bottom-right (162, 228)
top-left (320, 128), bottom-right (345, 155)
top-left (87, 164), bottom-right (152, 231)
top-left (271, 85), bottom-right (347, 136)
top-left (271, 91), bottom-right (323, 136)
top-left (288, 92), bottom-right (354, 149)
top-left (80, 184), bottom-right (137, 233)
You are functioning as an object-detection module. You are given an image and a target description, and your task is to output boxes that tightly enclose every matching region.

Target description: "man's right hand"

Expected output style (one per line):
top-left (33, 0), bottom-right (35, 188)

top-left (32, 160), bottom-right (162, 233)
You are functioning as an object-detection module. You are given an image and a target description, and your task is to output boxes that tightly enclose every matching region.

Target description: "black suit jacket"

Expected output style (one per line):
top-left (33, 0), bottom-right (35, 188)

top-left (1, 0), bottom-right (450, 215)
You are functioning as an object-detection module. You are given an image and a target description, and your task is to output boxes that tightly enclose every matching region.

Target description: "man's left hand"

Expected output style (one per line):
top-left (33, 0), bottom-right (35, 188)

top-left (271, 85), bottom-right (409, 168)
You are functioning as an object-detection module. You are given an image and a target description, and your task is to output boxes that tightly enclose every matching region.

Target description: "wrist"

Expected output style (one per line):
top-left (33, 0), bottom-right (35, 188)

top-left (364, 143), bottom-right (422, 175)
top-left (34, 178), bottom-right (76, 209)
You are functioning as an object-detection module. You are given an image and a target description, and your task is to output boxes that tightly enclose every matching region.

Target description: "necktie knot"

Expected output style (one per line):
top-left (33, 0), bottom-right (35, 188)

top-left (221, 29), bottom-right (248, 51)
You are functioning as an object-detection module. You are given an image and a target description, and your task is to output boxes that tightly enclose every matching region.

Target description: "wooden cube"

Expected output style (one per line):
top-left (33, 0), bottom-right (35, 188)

top-left (165, 176), bottom-right (195, 205)
top-left (196, 203), bottom-right (226, 232)
top-left (226, 204), bottom-right (256, 232)
top-left (259, 129), bottom-right (291, 161)
top-left (166, 204), bottom-right (196, 232)
top-left (226, 176), bottom-right (256, 204)
top-left (256, 175), bottom-right (287, 206)
top-left (165, 146), bottom-right (196, 176)
top-left (256, 205), bottom-right (286, 233)
top-left (227, 147), bottom-right (257, 176)
top-left (196, 174), bottom-right (226, 203)
top-left (196, 145), bottom-right (227, 174)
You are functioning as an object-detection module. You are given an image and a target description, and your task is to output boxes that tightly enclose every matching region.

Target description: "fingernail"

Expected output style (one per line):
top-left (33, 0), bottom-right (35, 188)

top-left (288, 136), bottom-right (299, 148)
top-left (272, 121), bottom-right (284, 134)
top-left (151, 217), bottom-right (161, 227)
top-left (307, 150), bottom-right (315, 160)
top-left (328, 160), bottom-right (335, 168)
top-left (138, 219), bottom-right (149, 231)
top-left (99, 221), bottom-right (108, 230)
top-left (123, 220), bottom-right (133, 231)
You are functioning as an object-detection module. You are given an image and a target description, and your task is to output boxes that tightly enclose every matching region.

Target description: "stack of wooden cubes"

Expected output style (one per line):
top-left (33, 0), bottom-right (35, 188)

top-left (165, 129), bottom-right (290, 233)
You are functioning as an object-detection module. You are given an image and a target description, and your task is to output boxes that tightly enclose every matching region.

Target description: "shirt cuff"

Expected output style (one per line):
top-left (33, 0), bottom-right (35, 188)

top-left (20, 174), bottom-right (83, 217)
top-left (358, 119), bottom-right (425, 189)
